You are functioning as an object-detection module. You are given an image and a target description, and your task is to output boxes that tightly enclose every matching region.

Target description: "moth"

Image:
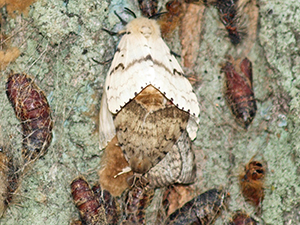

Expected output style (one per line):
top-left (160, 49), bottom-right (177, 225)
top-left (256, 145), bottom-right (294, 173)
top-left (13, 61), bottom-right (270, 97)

top-left (222, 57), bottom-right (256, 129)
top-left (138, 0), bottom-right (158, 17)
top-left (6, 73), bottom-right (53, 162)
top-left (164, 188), bottom-right (228, 224)
top-left (158, 0), bottom-right (184, 39)
top-left (99, 17), bottom-right (200, 178)
top-left (239, 157), bottom-right (265, 207)
top-left (228, 210), bottom-right (257, 225)
top-left (71, 177), bottom-right (107, 225)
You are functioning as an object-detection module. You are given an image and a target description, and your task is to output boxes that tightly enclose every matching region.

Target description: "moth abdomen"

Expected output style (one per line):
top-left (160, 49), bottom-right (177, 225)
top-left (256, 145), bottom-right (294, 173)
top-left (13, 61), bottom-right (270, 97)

top-left (92, 184), bottom-right (120, 225)
top-left (6, 73), bottom-right (53, 162)
top-left (222, 57), bottom-right (257, 129)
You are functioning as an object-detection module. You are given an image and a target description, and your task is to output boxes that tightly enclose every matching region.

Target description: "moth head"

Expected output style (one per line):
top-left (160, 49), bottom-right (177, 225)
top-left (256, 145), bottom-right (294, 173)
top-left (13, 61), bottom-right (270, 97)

top-left (126, 17), bottom-right (161, 39)
top-left (129, 156), bottom-right (152, 174)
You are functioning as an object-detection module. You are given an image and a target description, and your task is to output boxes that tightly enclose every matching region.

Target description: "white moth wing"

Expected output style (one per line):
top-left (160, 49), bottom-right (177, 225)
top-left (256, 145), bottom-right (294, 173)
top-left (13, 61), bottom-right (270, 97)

top-left (105, 17), bottom-right (200, 119)
top-left (99, 89), bottom-right (116, 149)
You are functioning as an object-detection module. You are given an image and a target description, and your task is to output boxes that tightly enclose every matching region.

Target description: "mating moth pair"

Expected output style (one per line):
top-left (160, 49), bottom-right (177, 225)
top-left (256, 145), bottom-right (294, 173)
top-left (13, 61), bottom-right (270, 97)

top-left (99, 16), bottom-right (200, 189)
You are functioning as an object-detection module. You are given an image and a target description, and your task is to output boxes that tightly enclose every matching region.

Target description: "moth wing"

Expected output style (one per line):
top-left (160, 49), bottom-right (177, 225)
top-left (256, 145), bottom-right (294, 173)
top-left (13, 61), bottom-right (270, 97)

top-left (99, 89), bottom-right (116, 150)
top-left (175, 130), bottom-right (196, 184)
top-left (114, 99), bottom-right (189, 174)
top-left (105, 25), bottom-right (200, 118)
top-left (187, 117), bottom-right (199, 141)
top-left (146, 130), bottom-right (196, 188)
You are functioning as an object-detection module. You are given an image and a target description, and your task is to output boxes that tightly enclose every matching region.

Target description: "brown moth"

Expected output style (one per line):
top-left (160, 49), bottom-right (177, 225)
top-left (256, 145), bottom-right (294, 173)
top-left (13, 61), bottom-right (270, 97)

top-left (113, 85), bottom-right (189, 174)
top-left (99, 17), bottom-right (200, 181)
top-left (6, 73), bottom-right (53, 162)
top-left (222, 57), bottom-right (256, 129)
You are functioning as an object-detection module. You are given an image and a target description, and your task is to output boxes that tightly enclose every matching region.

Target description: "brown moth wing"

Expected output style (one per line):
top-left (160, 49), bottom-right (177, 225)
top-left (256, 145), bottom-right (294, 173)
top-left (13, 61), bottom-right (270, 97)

top-left (222, 57), bottom-right (256, 129)
top-left (6, 73), bottom-right (53, 162)
top-left (146, 130), bottom-right (196, 188)
top-left (164, 188), bottom-right (228, 224)
top-left (114, 86), bottom-right (189, 174)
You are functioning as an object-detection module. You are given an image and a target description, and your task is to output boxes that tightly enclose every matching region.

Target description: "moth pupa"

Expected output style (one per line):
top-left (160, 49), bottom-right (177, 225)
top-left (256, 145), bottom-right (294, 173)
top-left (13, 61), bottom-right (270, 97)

top-left (229, 210), bottom-right (257, 225)
top-left (239, 157), bottom-right (265, 207)
top-left (138, 0), bottom-right (158, 17)
top-left (99, 17), bottom-right (200, 176)
top-left (0, 151), bottom-right (8, 217)
top-left (71, 177), bottom-right (107, 225)
top-left (164, 188), bottom-right (228, 224)
top-left (0, 143), bottom-right (21, 218)
top-left (214, 0), bottom-right (258, 57)
top-left (214, 0), bottom-right (246, 45)
top-left (121, 179), bottom-right (154, 225)
top-left (222, 57), bottom-right (256, 129)
top-left (92, 183), bottom-right (120, 224)
top-left (6, 73), bottom-right (53, 162)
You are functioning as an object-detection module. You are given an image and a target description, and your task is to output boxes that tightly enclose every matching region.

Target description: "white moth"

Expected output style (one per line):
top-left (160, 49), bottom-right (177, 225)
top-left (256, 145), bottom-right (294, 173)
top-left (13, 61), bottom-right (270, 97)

top-left (99, 17), bottom-right (200, 150)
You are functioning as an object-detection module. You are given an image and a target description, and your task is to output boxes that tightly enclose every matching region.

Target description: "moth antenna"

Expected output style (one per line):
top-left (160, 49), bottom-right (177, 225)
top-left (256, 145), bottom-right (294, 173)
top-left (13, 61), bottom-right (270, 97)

top-left (124, 7), bottom-right (137, 18)
top-left (91, 58), bottom-right (112, 65)
top-left (170, 50), bottom-right (181, 58)
top-left (113, 11), bottom-right (128, 26)
top-left (101, 27), bottom-right (118, 36)
top-left (114, 166), bottom-right (132, 178)
top-left (149, 11), bottom-right (167, 20)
